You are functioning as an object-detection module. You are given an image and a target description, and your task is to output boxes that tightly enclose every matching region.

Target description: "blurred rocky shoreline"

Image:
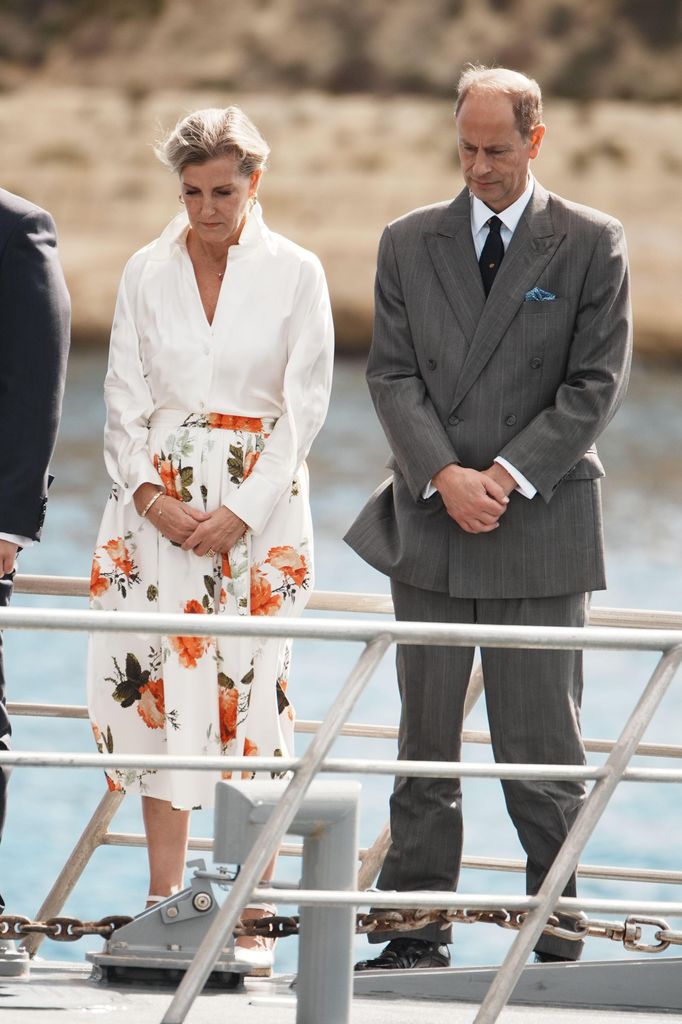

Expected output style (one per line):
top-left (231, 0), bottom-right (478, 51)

top-left (2, 86), bottom-right (681, 361)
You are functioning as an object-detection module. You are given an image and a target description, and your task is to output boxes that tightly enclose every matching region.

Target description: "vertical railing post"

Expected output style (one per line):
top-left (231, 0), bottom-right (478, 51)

top-left (474, 643), bottom-right (682, 1024)
top-left (20, 788), bottom-right (125, 958)
top-left (161, 634), bottom-right (391, 1024)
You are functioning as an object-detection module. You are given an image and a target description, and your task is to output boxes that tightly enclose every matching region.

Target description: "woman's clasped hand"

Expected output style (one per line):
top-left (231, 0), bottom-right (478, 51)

top-left (133, 482), bottom-right (246, 556)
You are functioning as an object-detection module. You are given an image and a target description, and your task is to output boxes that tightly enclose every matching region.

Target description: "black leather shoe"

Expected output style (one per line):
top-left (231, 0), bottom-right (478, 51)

top-left (354, 937), bottom-right (450, 971)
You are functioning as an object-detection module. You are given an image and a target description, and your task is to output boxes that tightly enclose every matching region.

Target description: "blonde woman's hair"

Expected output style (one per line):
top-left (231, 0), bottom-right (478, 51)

top-left (155, 106), bottom-right (270, 176)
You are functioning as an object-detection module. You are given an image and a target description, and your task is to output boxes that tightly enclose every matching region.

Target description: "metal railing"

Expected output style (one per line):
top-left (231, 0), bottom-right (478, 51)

top-left (2, 574), bottom-right (682, 1024)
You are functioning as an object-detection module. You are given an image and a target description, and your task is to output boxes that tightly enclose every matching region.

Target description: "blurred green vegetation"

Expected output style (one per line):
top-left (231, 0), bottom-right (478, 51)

top-left (0, 0), bottom-right (163, 64)
top-left (0, 0), bottom-right (680, 101)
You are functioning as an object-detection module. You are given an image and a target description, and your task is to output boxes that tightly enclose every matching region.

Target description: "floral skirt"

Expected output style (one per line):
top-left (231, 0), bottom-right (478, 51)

top-left (87, 411), bottom-right (312, 809)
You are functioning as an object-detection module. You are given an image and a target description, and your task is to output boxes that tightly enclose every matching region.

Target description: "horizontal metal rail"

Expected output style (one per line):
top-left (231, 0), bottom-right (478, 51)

top-left (7, 574), bottom-right (682, 1024)
top-left (236, 886), bottom-right (682, 919)
top-left (14, 574), bottom-right (682, 631)
top-left (2, 749), bottom-right (682, 783)
top-left (2, 604), bottom-right (682, 654)
top-left (9, 701), bottom-right (682, 763)
top-left (99, 829), bottom-right (682, 886)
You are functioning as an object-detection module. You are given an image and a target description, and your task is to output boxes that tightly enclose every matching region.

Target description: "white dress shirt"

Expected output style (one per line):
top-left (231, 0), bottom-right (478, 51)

top-left (423, 176), bottom-right (537, 501)
top-left (103, 203), bottom-right (334, 535)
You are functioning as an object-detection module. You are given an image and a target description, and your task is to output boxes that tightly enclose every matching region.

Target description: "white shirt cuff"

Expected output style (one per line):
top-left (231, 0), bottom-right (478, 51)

top-left (495, 457), bottom-right (537, 499)
top-left (422, 480), bottom-right (438, 500)
top-left (0, 533), bottom-right (33, 548)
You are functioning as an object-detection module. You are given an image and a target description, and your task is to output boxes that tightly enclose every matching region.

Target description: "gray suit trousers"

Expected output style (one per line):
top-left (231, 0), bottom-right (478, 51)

top-left (373, 580), bottom-right (588, 960)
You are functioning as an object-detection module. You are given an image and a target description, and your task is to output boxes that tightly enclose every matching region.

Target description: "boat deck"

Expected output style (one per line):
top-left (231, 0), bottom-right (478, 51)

top-left (2, 961), bottom-right (681, 1024)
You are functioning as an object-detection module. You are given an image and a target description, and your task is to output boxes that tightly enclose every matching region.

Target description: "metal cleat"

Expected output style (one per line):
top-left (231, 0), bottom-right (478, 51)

top-left (87, 859), bottom-right (246, 988)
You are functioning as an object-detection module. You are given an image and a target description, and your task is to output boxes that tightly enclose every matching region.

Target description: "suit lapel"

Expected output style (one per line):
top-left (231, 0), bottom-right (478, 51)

top-left (424, 189), bottom-right (485, 341)
top-left (451, 182), bottom-right (566, 411)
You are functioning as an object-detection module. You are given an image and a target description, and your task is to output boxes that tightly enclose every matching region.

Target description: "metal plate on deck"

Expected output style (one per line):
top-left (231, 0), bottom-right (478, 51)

top-left (88, 950), bottom-right (247, 988)
top-left (354, 956), bottom-right (682, 1013)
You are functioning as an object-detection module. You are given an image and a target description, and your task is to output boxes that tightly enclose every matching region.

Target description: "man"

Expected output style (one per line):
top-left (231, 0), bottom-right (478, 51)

top-left (0, 188), bottom-right (70, 910)
top-left (346, 66), bottom-right (631, 970)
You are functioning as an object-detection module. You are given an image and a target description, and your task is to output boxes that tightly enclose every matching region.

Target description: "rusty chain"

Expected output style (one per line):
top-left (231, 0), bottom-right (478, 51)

top-left (2, 908), bottom-right (681, 954)
top-left (354, 908), bottom-right (682, 954)
top-left (0, 914), bottom-right (134, 942)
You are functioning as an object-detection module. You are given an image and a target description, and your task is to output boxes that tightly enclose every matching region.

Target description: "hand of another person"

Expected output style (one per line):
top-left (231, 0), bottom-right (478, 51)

top-left (182, 505), bottom-right (247, 557)
top-left (433, 463), bottom-right (509, 534)
top-left (0, 540), bottom-right (18, 575)
top-left (134, 483), bottom-right (211, 546)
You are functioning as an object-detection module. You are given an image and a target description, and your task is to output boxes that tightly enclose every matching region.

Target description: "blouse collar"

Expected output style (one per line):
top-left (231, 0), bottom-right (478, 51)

top-left (149, 201), bottom-right (269, 261)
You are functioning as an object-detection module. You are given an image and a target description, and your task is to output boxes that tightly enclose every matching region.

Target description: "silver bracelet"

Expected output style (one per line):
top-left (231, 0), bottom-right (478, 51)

top-left (140, 490), bottom-right (164, 519)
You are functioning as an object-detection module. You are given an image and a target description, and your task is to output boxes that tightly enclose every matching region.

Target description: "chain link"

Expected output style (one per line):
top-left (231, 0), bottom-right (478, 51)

top-left (2, 908), bottom-right (681, 953)
top-left (0, 914), bottom-right (134, 942)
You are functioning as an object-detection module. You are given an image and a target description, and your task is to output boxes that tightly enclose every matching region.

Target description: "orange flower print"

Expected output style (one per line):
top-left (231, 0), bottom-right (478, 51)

top-left (266, 545), bottom-right (308, 586)
top-left (208, 413), bottom-right (264, 432)
top-left (137, 678), bottom-right (165, 729)
top-left (154, 454), bottom-right (181, 499)
top-left (103, 537), bottom-right (135, 577)
top-left (221, 553), bottom-right (232, 579)
top-left (169, 598), bottom-right (210, 667)
top-left (170, 634), bottom-right (206, 668)
top-left (241, 737), bottom-right (259, 777)
top-left (219, 685), bottom-right (238, 745)
top-left (90, 559), bottom-right (110, 597)
top-left (250, 566), bottom-right (283, 616)
top-left (92, 723), bottom-right (121, 791)
top-left (243, 450), bottom-right (260, 480)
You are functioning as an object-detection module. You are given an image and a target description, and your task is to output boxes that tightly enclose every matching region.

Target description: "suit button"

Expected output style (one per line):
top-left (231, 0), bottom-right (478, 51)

top-left (448, 414), bottom-right (460, 426)
top-left (427, 358), bottom-right (437, 370)
top-left (530, 357), bottom-right (543, 369)
top-left (505, 414), bottom-right (517, 426)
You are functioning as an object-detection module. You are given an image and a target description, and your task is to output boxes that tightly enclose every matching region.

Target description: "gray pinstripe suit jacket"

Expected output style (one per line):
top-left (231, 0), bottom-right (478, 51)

top-left (345, 182), bottom-right (632, 599)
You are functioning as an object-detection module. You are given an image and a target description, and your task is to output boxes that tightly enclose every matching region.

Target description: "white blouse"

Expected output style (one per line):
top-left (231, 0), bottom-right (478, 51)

top-left (103, 204), bottom-right (334, 535)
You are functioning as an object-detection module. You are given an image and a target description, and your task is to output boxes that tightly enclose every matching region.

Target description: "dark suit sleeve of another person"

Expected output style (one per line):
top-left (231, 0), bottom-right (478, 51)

top-left (0, 206), bottom-right (70, 539)
top-left (366, 224), bottom-right (460, 500)
top-left (499, 218), bottom-right (632, 501)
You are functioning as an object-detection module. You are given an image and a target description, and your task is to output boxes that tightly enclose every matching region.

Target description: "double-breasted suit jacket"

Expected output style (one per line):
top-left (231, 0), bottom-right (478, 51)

top-left (345, 182), bottom-right (632, 598)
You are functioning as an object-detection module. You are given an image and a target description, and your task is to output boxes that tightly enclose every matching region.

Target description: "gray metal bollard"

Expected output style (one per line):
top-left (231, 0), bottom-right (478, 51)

top-left (214, 779), bottom-right (360, 1024)
top-left (0, 938), bottom-right (29, 978)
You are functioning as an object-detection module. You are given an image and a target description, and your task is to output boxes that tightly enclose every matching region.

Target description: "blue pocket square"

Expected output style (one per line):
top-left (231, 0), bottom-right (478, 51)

top-left (525, 287), bottom-right (556, 301)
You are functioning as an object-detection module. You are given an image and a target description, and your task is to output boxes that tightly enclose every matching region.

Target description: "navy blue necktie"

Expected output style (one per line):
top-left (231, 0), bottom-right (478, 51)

top-left (479, 215), bottom-right (504, 297)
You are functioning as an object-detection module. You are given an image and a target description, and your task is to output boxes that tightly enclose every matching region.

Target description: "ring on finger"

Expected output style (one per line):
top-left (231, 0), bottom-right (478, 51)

top-left (207, 548), bottom-right (216, 557)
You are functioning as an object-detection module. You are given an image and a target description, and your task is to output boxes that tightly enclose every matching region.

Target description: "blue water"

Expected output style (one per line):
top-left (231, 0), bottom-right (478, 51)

top-left (2, 351), bottom-right (681, 973)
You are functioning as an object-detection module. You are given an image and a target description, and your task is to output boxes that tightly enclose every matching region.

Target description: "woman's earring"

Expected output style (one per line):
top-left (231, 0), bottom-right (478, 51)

top-left (249, 192), bottom-right (258, 210)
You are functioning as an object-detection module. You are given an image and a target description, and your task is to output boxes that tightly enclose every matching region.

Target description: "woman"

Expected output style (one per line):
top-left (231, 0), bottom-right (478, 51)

top-left (87, 106), bottom-right (334, 972)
